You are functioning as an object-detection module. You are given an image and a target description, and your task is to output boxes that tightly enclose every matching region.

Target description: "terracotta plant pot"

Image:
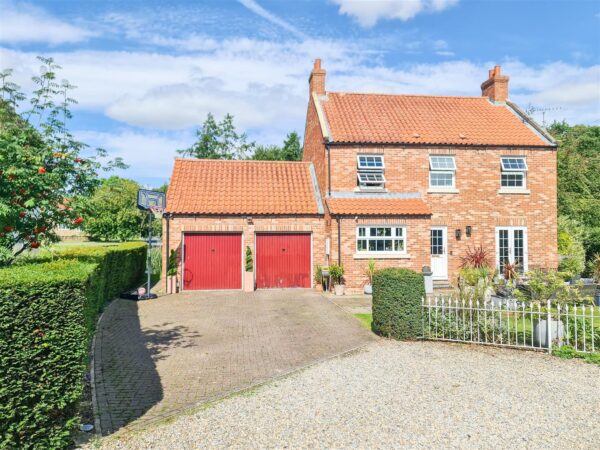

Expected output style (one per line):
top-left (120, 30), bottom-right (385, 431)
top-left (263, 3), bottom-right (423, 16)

top-left (244, 271), bottom-right (255, 292)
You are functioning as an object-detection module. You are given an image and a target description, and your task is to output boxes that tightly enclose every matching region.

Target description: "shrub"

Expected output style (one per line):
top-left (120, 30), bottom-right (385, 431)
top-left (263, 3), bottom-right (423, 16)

top-left (372, 268), bottom-right (424, 340)
top-left (0, 242), bottom-right (146, 449)
top-left (245, 246), bottom-right (253, 272)
top-left (460, 245), bottom-right (491, 269)
top-left (167, 249), bottom-right (177, 276)
top-left (329, 264), bottom-right (344, 285)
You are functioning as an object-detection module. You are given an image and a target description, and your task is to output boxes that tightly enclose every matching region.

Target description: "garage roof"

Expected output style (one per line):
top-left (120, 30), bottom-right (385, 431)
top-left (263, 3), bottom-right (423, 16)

top-left (166, 159), bottom-right (324, 215)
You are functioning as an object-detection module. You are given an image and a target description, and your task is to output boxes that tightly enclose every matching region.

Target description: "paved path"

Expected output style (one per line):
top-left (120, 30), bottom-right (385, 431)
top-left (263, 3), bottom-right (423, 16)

top-left (93, 289), bottom-right (375, 434)
top-left (92, 341), bottom-right (600, 449)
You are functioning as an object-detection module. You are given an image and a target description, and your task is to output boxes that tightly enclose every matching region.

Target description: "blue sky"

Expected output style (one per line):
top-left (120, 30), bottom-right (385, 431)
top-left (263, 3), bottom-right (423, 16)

top-left (1, 0), bottom-right (599, 186)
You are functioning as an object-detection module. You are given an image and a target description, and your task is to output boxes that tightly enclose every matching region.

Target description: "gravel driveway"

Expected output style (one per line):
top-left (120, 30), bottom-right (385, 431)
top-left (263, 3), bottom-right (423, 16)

top-left (92, 341), bottom-right (600, 449)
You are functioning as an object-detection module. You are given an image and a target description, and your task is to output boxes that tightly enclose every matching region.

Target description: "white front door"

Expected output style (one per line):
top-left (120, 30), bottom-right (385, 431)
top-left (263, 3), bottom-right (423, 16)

top-left (430, 227), bottom-right (448, 280)
top-left (496, 227), bottom-right (528, 274)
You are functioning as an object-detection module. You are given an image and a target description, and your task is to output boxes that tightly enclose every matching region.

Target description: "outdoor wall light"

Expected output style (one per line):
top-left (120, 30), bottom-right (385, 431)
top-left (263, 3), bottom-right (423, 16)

top-left (466, 226), bottom-right (472, 237)
top-left (246, 216), bottom-right (253, 224)
top-left (455, 229), bottom-right (462, 240)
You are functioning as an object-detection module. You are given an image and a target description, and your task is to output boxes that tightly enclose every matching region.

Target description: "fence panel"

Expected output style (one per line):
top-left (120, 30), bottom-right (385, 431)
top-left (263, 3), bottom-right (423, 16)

top-left (421, 296), bottom-right (599, 354)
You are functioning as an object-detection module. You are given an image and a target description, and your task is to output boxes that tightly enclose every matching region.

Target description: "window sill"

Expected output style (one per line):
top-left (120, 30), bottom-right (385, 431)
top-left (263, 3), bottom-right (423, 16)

top-left (427, 188), bottom-right (459, 194)
top-left (498, 188), bottom-right (530, 195)
top-left (354, 187), bottom-right (387, 193)
top-left (354, 253), bottom-right (411, 260)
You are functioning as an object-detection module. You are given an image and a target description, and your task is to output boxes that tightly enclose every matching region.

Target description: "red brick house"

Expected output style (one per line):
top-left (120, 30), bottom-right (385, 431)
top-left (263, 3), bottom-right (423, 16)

top-left (164, 60), bottom-right (557, 292)
top-left (303, 60), bottom-right (557, 291)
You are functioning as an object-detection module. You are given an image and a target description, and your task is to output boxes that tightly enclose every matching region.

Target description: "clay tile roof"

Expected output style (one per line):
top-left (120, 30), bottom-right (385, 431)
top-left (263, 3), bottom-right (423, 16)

top-left (326, 198), bottom-right (432, 216)
top-left (320, 93), bottom-right (550, 147)
top-left (166, 159), bottom-right (322, 215)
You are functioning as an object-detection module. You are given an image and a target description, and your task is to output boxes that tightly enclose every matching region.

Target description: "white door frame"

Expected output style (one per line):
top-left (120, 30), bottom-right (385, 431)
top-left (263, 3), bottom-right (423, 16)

top-left (495, 226), bottom-right (528, 273)
top-left (430, 226), bottom-right (448, 280)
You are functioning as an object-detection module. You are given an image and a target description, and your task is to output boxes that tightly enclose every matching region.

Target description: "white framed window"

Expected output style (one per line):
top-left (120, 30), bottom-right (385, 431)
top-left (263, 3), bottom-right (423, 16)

top-left (357, 154), bottom-right (385, 190)
top-left (357, 155), bottom-right (384, 170)
top-left (356, 226), bottom-right (406, 254)
top-left (429, 155), bottom-right (456, 189)
top-left (500, 157), bottom-right (527, 188)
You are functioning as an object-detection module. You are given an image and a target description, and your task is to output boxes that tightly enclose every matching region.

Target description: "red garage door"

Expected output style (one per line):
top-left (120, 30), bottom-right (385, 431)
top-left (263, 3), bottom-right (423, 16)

top-left (256, 233), bottom-right (311, 288)
top-left (183, 233), bottom-right (241, 290)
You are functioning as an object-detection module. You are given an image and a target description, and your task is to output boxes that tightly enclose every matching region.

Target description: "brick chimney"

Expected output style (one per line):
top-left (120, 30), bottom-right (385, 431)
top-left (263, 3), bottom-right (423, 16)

top-left (481, 65), bottom-right (509, 103)
top-left (309, 59), bottom-right (326, 95)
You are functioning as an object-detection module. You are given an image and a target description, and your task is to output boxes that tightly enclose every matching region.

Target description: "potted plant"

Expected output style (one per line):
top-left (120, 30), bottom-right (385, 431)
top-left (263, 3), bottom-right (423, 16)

top-left (526, 269), bottom-right (566, 347)
top-left (363, 259), bottom-right (376, 294)
top-left (244, 246), bottom-right (254, 292)
top-left (314, 264), bottom-right (323, 291)
top-left (329, 263), bottom-right (345, 296)
top-left (166, 249), bottom-right (178, 294)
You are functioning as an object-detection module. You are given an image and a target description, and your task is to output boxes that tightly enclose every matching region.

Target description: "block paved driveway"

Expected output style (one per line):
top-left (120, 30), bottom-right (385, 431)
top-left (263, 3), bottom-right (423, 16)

top-left (93, 289), bottom-right (376, 435)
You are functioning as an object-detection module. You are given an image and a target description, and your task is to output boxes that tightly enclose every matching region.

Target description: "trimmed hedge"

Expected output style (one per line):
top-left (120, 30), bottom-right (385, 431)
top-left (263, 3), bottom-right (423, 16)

top-left (372, 268), bottom-right (425, 340)
top-left (0, 242), bottom-right (146, 449)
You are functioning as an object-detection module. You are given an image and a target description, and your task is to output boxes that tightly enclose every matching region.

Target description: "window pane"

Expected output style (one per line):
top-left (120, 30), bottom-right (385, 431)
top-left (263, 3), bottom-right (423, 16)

top-left (501, 173), bottom-right (524, 187)
top-left (358, 155), bottom-right (384, 169)
top-left (394, 239), bottom-right (405, 251)
top-left (357, 239), bottom-right (367, 251)
top-left (501, 157), bottom-right (527, 171)
top-left (358, 227), bottom-right (366, 237)
top-left (499, 229), bottom-right (510, 274)
top-left (358, 172), bottom-right (385, 182)
top-left (384, 240), bottom-right (393, 251)
top-left (430, 172), bottom-right (454, 187)
top-left (431, 229), bottom-right (443, 255)
top-left (395, 227), bottom-right (403, 237)
top-left (430, 156), bottom-right (456, 170)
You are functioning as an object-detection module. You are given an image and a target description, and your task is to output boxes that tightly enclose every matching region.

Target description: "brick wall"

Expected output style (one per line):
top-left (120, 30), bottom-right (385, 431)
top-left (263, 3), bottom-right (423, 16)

top-left (325, 145), bottom-right (558, 290)
top-left (330, 216), bottom-right (431, 292)
top-left (162, 215), bottom-right (326, 290)
top-left (303, 95), bottom-right (328, 196)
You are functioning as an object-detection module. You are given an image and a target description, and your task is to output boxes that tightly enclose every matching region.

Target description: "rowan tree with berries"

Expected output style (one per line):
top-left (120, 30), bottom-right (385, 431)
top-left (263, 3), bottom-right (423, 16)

top-left (0, 57), bottom-right (126, 265)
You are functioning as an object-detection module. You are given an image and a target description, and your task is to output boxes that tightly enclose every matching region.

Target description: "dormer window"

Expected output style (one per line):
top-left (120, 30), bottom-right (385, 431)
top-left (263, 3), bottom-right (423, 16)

top-left (429, 155), bottom-right (456, 188)
top-left (357, 154), bottom-right (385, 190)
top-left (500, 157), bottom-right (527, 188)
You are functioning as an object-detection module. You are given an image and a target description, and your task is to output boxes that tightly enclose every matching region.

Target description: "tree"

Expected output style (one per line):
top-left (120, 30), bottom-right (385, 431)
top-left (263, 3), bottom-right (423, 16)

top-left (178, 113), bottom-right (255, 159)
top-left (557, 216), bottom-right (586, 278)
top-left (83, 176), bottom-right (143, 241)
top-left (251, 131), bottom-right (303, 161)
top-left (281, 131), bottom-right (303, 161)
top-left (550, 122), bottom-right (600, 264)
top-left (0, 58), bottom-right (126, 265)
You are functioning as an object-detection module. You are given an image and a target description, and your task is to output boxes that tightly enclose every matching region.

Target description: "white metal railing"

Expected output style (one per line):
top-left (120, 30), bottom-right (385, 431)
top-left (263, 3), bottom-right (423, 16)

top-left (421, 296), bottom-right (599, 354)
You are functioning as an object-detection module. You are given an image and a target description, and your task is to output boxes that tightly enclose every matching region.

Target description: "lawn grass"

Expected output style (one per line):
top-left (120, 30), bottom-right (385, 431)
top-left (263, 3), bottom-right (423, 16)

top-left (552, 346), bottom-right (600, 366)
top-left (354, 313), bottom-right (373, 330)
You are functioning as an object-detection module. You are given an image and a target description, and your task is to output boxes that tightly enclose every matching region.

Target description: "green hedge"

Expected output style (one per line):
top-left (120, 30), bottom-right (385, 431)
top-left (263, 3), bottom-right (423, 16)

top-left (0, 242), bottom-right (146, 449)
top-left (372, 268), bottom-right (425, 340)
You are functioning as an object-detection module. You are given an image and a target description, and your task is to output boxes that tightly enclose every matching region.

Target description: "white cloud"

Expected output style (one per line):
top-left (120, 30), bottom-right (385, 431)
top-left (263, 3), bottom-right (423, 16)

top-left (78, 129), bottom-right (194, 180)
top-left (0, 0), bottom-right (96, 44)
top-left (238, 0), bottom-right (305, 38)
top-left (2, 34), bottom-right (598, 184)
top-left (332, 0), bottom-right (459, 27)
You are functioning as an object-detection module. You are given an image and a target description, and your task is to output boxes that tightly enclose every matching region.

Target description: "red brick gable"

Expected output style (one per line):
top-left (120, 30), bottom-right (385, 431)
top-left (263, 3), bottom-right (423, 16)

top-left (320, 93), bottom-right (551, 147)
top-left (166, 159), bottom-right (322, 215)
